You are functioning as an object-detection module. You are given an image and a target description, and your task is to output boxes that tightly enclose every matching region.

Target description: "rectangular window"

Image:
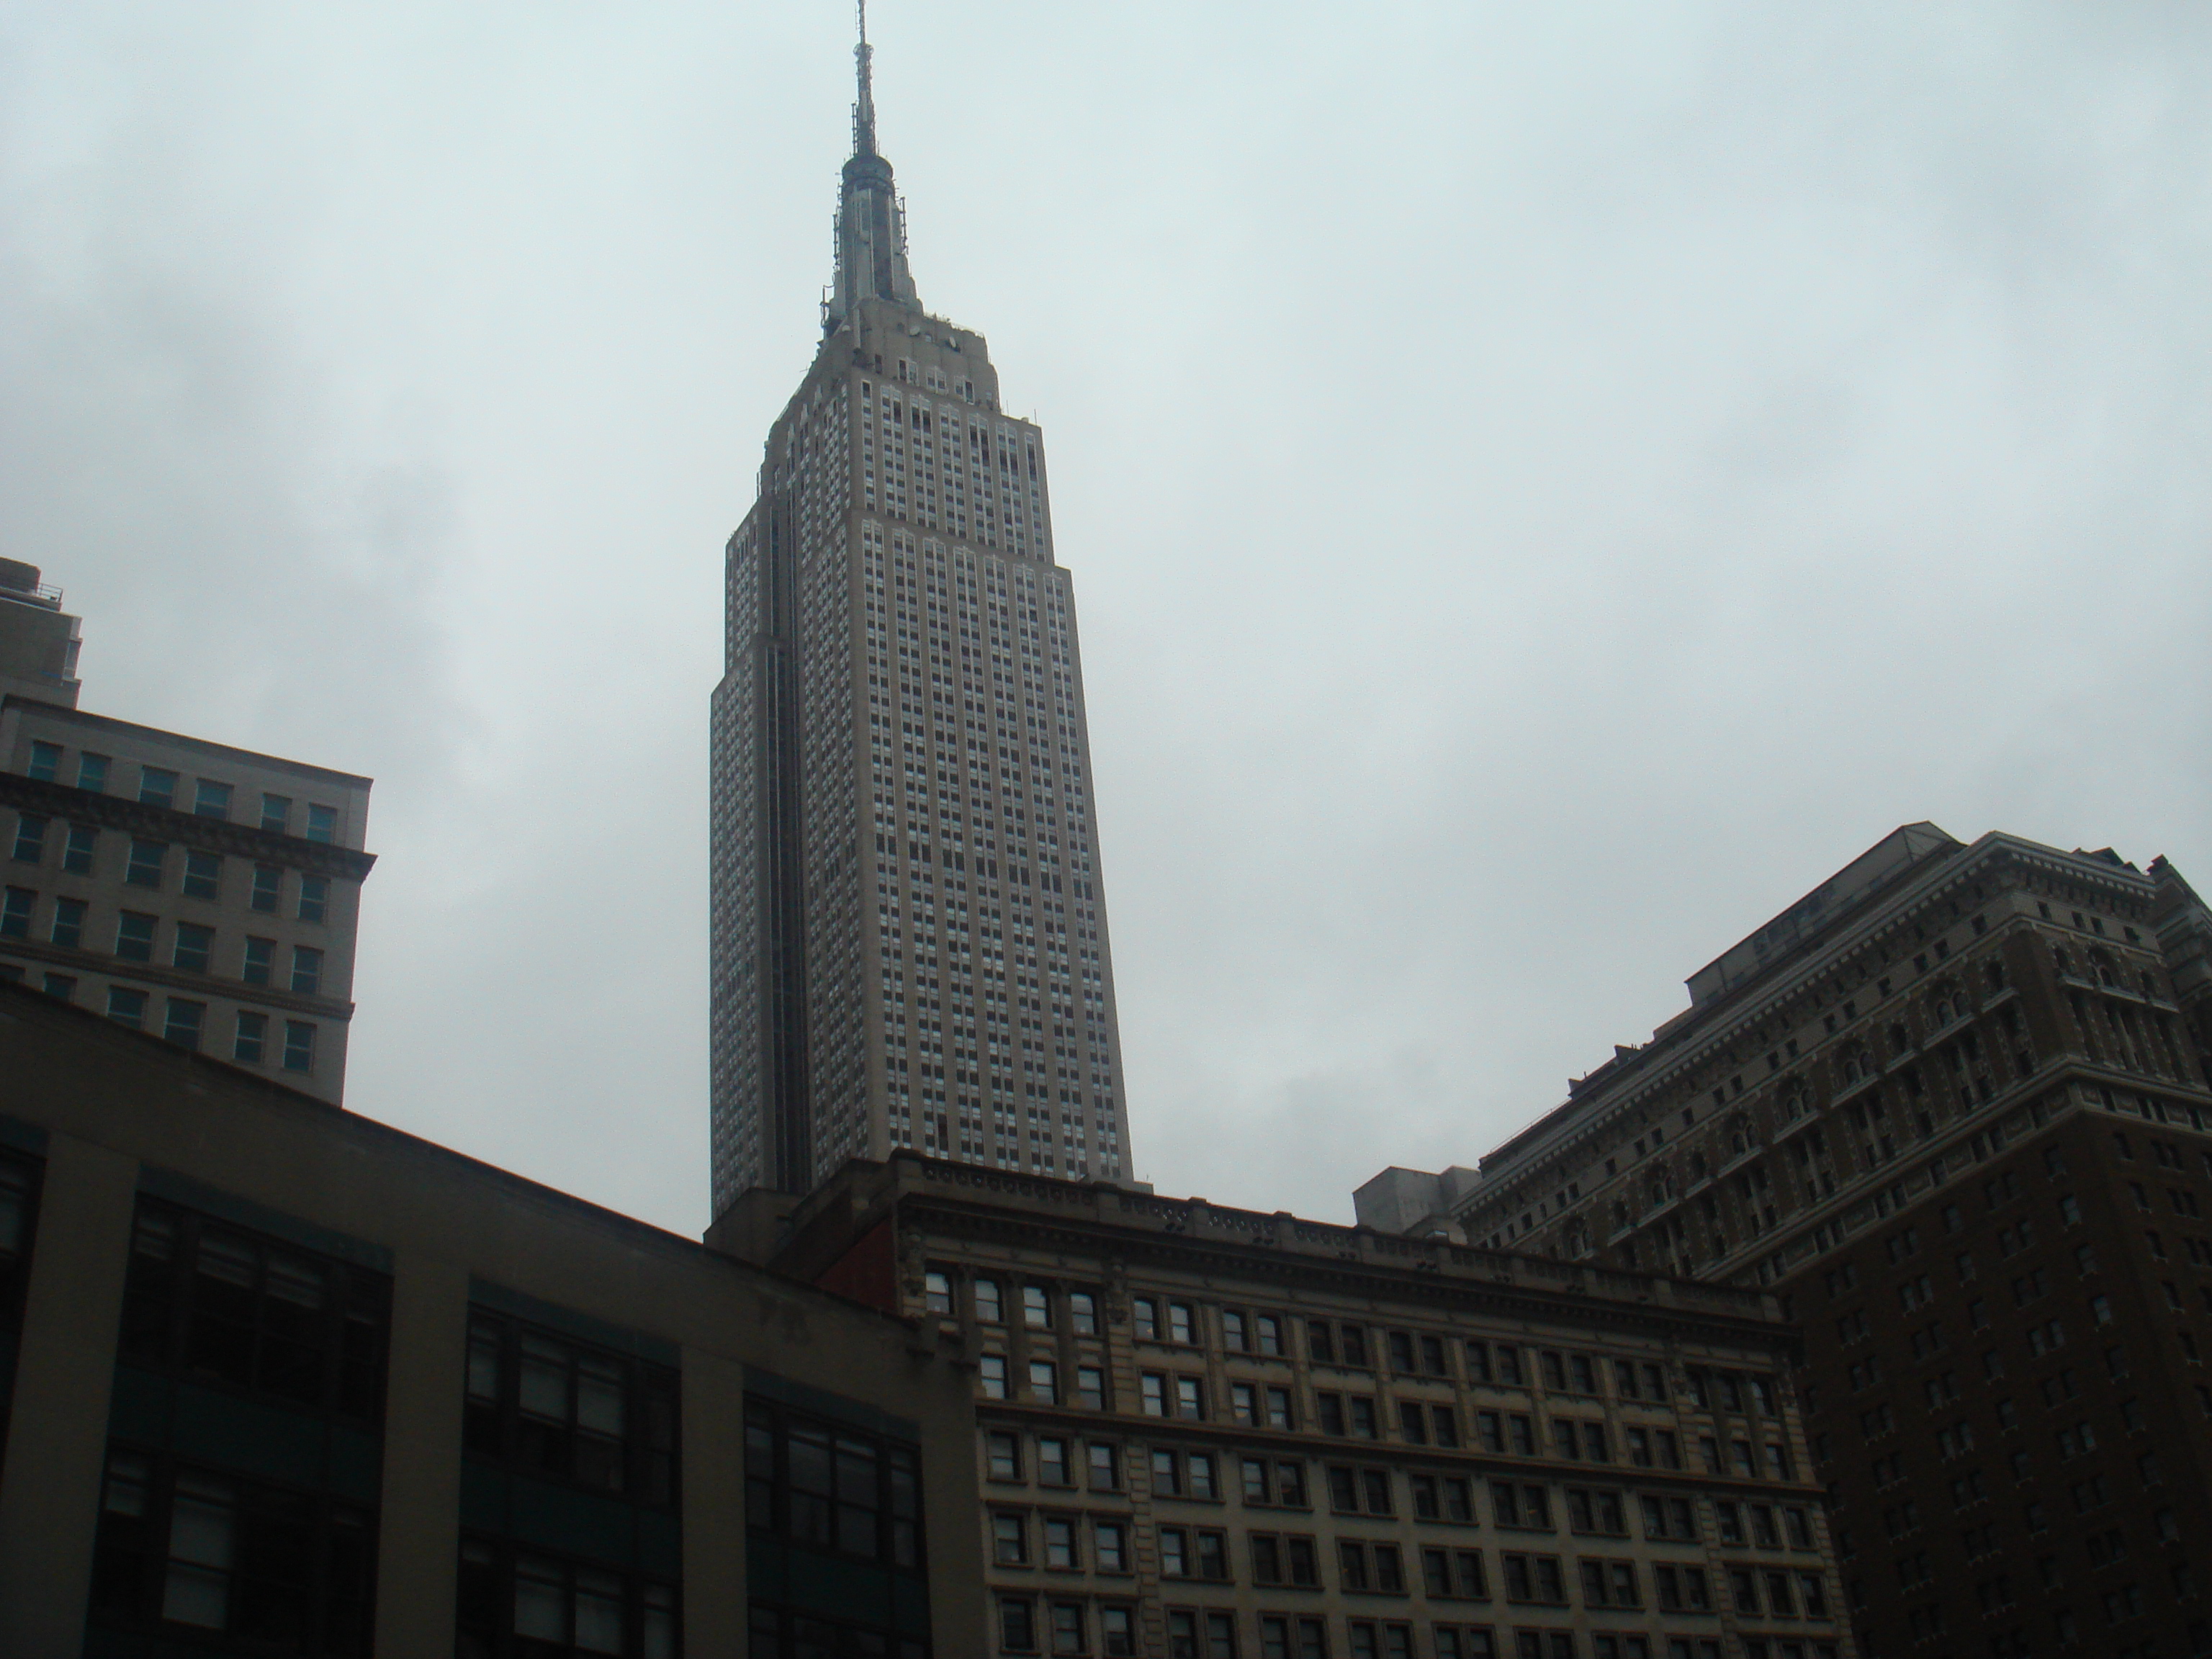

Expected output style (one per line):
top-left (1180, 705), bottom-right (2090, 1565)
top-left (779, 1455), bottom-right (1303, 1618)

top-left (42, 972), bottom-right (73, 1001)
top-left (979, 1356), bottom-right (1007, 1399)
top-left (125, 838), bottom-right (166, 889)
top-left (986, 1431), bottom-right (1021, 1480)
top-left (78, 752), bottom-right (110, 792)
top-left (163, 999), bottom-right (204, 1050)
top-left (26, 740), bottom-right (61, 781)
top-left (464, 1312), bottom-right (683, 1513)
top-left (173, 922), bottom-right (212, 974)
top-left (1029, 1359), bottom-right (1058, 1405)
top-left (0, 886), bottom-right (30, 939)
top-left (251, 865), bottom-right (282, 913)
top-left (1133, 1297), bottom-right (1159, 1340)
top-left (1038, 1437), bottom-right (1070, 1486)
top-left (140, 768), bottom-right (178, 809)
top-left (115, 911), bottom-right (156, 962)
top-left (183, 851), bottom-right (220, 901)
top-left (974, 1279), bottom-right (1004, 1323)
top-left (1077, 1366), bottom-right (1106, 1411)
top-left (282, 1021), bottom-right (316, 1074)
top-left (1087, 1442), bottom-right (1118, 1490)
top-left (194, 780), bottom-right (233, 819)
top-left (1095, 1520), bottom-right (1128, 1573)
top-left (260, 793), bottom-right (292, 834)
top-left (11, 814), bottom-right (46, 863)
top-left (292, 946), bottom-right (323, 997)
top-left (306, 804), bottom-right (338, 844)
top-left (1174, 1376), bottom-right (1203, 1420)
top-left (107, 986), bottom-right (148, 1029)
top-left (457, 1543), bottom-right (677, 1659)
top-left (89, 1449), bottom-right (377, 1650)
top-left (1022, 1285), bottom-right (1051, 1328)
top-left (1069, 1290), bottom-right (1099, 1334)
top-left (1168, 1302), bottom-right (1195, 1344)
top-left (242, 936), bottom-right (274, 986)
top-left (63, 823), bottom-right (96, 873)
top-left (120, 1197), bottom-right (390, 1420)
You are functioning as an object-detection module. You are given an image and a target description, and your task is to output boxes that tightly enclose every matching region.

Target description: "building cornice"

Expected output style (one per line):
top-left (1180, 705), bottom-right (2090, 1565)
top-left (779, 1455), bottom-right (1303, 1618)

top-left (0, 936), bottom-right (354, 1020)
top-left (0, 773), bottom-right (376, 880)
top-left (879, 1161), bottom-right (1790, 1354)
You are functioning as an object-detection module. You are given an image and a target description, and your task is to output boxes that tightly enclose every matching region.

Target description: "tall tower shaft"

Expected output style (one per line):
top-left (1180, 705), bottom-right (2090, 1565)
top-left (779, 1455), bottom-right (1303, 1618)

top-left (709, 23), bottom-right (1133, 1209)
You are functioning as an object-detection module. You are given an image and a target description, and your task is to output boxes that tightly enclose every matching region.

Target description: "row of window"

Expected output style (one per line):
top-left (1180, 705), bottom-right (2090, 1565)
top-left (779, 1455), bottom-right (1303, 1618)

top-left (982, 1433), bottom-right (1815, 1546)
top-left (28, 976), bottom-right (320, 1071)
top-left (989, 1506), bottom-right (1826, 1615)
top-left (994, 1597), bottom-right (1838, 1659)
top-left (2, 887), bottom-right (327, 989)
top-left (7, 819), bottom-right (334, 917)
top-left (977, 1354), bottom-right (1791, 1478)
top-left (938, 1274), bottom-right (1771, 1418)
top-left (21, 742), bottom-right (341, 839)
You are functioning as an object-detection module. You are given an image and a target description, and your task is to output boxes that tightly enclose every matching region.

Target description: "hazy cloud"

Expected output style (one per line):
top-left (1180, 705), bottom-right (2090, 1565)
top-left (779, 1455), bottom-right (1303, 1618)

top-left (3, 1), bottom-right (2207, 1228)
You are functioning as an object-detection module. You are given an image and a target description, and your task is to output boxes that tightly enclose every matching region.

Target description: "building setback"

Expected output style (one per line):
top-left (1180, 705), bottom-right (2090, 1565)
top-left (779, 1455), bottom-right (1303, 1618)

top-left (0, 979), bottom-right (988, 1656)
top-left (1360, 825), bottom-right (2212, 1659)
top-left (722, 1152), bottom-right (1853, 1659)
top-left (709, 16), bottom-right (1130, 1208)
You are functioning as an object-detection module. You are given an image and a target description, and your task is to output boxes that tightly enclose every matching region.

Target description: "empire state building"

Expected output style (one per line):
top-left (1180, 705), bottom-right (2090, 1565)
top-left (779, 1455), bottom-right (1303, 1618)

top-left (709, 17), bottom-right (1133, 1210)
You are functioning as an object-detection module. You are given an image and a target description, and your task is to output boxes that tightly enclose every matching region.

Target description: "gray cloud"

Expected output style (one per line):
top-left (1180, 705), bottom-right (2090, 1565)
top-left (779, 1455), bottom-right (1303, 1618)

top-left (3, 1), bottom-right (2206, 1228)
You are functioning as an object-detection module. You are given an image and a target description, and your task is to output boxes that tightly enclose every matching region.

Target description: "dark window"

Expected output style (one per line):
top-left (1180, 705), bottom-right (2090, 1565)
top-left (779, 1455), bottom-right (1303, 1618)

top-left (78, 752), bottom-right (111, 792)
top-left (116, 910), bottom-right (156, 962)
top-left (184, 851), bottom-right (222, 901)
top-left (299, 876), bottom-right (330, 925)
top-left (251, 865), bottom-right (282, 913)
top-left (464, 1312), bottom-right (678, 1508)
top-left (743, 1396), bottom-right (920, 1570)
top-left (90, 1447), bottom-right (377, 1654)
top-left (283, 1021), bottom-right (316, 1074)
top-left (11, 813), bottom-right (46, 863)
top-left (261, 794), bottom-right (292, 834)
top-left (0, 886), bottom-right (30, 938)
top-left (174, 922), bottom-right (213, 974)
top-left (0, 1150), bottom-right (44, 1469)
top-left (457, 1537), bottom-right (678, 1659)
top-left (25, 741), bottom-right (60, 782)
top-left (120, 1198), bottom-right (390, 1423)
top-left (49, 895), bottom-right (85, 948)
top-left (235, 1011), bottom-right (269, 1065)
top-left (307, 804), bottom-right (338, 844)
top-left (163, 999), bottom-right (204, 1051)
top-left (194, 780), bottom-right (233, 819)
top-left (243, 936), bottom-right (275, 986)
top-left (131, 762), bottom-right (168, 806)
top-left (126, 838), bottom-right (167, 888)
top-left (63, 823), bottom-right (96, 873)
top-left (292, 945), bottom-right (324, 997)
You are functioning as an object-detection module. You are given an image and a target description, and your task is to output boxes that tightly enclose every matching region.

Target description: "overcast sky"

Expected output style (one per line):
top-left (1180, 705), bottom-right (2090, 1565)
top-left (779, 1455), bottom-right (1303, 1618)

top-left (5, 2), bottom-right (2208, 1232)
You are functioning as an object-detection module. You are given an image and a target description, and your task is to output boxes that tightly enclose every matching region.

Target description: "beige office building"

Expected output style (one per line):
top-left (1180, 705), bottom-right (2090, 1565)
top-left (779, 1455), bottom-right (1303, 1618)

top-left (708, 24), bottom-right (1130, 1208)
top-left (0, 565), bottom-right (374, 1104)
top-left (729, 1154), bottom-right (1851, 1659)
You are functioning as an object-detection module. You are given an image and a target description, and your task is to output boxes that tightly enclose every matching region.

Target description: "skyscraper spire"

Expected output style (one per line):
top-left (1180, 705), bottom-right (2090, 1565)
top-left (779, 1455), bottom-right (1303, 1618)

top-left (853, 0), bottom-right (877, 158)
top-left (826, 0), bottom-right (917, 335)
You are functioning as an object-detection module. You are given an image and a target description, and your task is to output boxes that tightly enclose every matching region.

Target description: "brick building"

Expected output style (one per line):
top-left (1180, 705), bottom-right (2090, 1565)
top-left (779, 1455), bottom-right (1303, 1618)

top-left (725, 1152), bottom-right (1853, 1659)
top-left (1361, 826), bottom-right (2212, 1659)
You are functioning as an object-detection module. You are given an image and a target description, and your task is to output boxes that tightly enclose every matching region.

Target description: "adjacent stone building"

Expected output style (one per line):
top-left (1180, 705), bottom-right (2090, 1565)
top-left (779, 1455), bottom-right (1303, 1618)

top-left (726, 1153), bottom-right (1852, 1659)
top-left (1362, 825), bottom-right (2212, 1659)
top-left (0, 978), bottom-right (988, 1656)
top-left (1, 695), bottom-right (373, 1103)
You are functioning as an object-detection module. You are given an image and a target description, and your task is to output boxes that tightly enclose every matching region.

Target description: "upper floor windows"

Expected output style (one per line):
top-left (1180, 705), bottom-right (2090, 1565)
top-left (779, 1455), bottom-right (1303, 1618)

top-left (744, 1398), bottom-right (922, 1571)
top-left (120, 1198), bottom-right (390, 1426)
top-left (464, 1312), bottom-right (677, 1507)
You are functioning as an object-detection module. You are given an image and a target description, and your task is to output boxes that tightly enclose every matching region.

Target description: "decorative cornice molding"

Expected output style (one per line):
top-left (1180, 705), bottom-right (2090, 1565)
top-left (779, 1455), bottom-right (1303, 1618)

top-left (0, 773), bottom-right (376, 881)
